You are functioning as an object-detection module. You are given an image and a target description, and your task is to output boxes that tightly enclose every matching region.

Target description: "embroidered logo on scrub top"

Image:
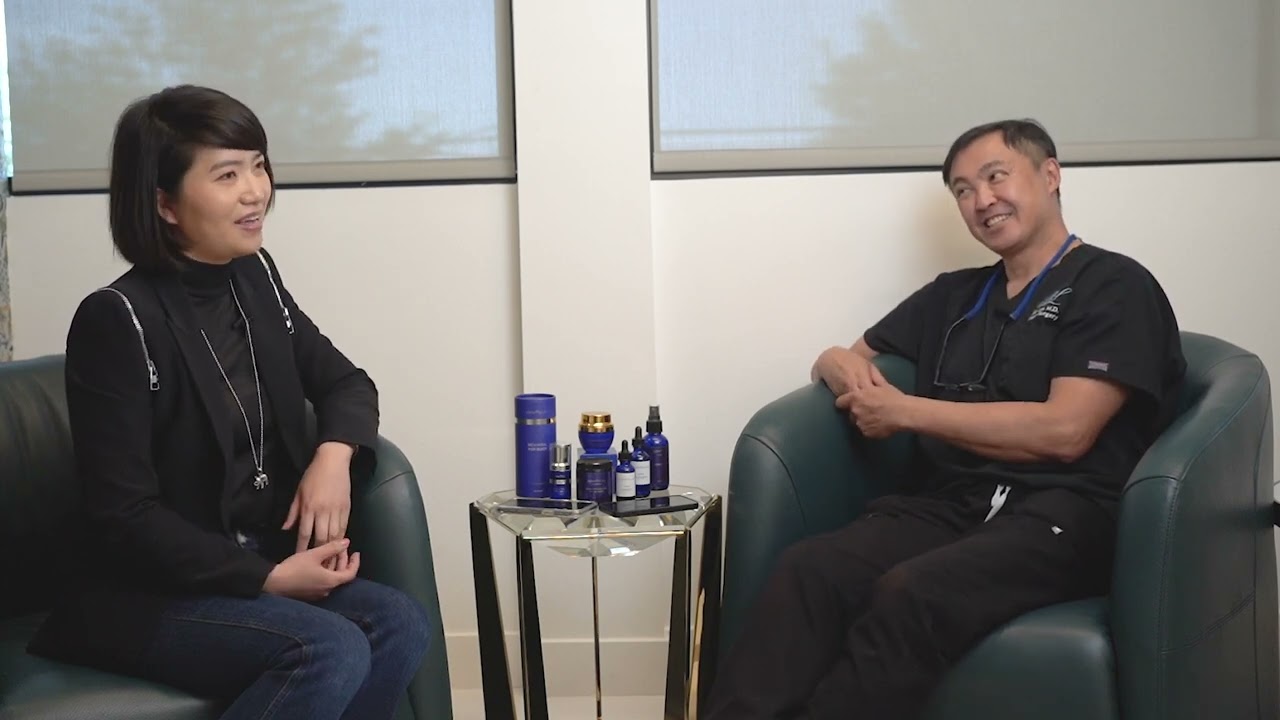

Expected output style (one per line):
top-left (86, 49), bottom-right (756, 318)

top-left (1027, 287), bottom-right (1072, 322)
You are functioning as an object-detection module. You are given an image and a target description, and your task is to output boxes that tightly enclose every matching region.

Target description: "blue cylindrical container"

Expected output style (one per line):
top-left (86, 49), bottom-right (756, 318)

top-left (515, 393), bottom-right (557, 498)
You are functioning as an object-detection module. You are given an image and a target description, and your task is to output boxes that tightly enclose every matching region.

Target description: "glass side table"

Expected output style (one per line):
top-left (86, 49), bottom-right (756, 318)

top-left (469, 486), bottom-right (723, 720)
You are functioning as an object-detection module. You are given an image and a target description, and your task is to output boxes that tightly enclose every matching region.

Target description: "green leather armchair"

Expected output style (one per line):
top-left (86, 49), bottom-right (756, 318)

top-left (720, 331), bottom-right (1278, 720)
top-left (0, 354), bottom-right (453, 719)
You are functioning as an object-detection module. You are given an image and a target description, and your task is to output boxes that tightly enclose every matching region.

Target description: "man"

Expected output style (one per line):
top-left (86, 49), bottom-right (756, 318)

top-left (706, 119), bottom-right (1186, 719)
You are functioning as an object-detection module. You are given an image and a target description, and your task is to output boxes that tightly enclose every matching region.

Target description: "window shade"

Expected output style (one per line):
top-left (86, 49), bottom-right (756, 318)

top-left (651, 0), bottom-right (1280, 174)
top-left (3, 0), bottom-right (515, 192)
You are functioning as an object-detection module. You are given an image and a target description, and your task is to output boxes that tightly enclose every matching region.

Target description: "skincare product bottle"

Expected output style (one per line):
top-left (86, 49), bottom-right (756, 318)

top-left (549, 444), bottom-right (572, 500)
top-left (631, 426), bottom-right (651, 497)
top-left (578, 412), bottom-right (614, 455)
top-left (515, 394), bottom-right (556, 497)
top-left (615, 441), bottom-right (637, 500)
top-left (576, 456), bottom-right (614, 503)
top-left (644, 405), bottom-right (670, 490)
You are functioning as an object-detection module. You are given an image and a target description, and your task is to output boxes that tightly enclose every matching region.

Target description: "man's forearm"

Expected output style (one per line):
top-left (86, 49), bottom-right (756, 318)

top-left (851, 336), bottom-right (878, 360)
top-left (942, 437), bottom-right (1046, 463)
top-left (898, 395), bottom-right (1081, 464)
top-left (811, 337), bottom-right (880, 388)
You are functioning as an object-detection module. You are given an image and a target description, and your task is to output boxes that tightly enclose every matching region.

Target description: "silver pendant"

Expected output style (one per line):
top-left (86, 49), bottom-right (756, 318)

top-left (253, 472), bottom-right (270, 491)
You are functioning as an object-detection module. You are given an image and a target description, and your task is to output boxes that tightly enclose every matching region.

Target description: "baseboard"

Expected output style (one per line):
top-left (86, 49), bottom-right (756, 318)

top-left (446, 631), bottom-right (671, 697)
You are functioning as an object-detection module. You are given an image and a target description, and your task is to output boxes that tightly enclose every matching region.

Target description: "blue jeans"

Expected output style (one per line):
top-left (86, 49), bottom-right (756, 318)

top-left (136, 578), bottom-right (431, 720)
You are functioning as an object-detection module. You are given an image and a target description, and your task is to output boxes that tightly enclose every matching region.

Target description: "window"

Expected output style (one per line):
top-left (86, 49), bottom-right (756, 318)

top-left (2, 0), bottom-right (514, 191)
top-left (651, 0), bottom-right (1280, 174)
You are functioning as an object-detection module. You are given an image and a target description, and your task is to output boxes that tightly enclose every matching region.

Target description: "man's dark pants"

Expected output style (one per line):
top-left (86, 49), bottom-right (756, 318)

top-left (706, 479), bottom-right (1116, 720)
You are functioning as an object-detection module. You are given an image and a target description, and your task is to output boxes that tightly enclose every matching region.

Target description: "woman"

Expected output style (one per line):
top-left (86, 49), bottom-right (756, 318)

top-left (27, 85), bottom-right (431, 719)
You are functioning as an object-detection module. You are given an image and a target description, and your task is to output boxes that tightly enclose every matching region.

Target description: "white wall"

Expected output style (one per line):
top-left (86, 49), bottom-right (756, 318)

top-left (7, 0), bottom-right (1280, 703)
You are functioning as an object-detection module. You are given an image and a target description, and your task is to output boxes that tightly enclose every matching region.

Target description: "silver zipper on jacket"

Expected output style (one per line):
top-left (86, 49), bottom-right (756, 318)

top-left (97, 287), bottom-right (159, 391)
top-left (256, 250), bottom-right (294, 334)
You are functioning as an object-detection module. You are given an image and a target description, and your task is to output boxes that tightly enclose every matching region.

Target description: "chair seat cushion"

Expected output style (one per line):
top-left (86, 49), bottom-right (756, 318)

top-left (0, 613), bottom-right (220, 720)
top-left (923, 598), bottom-right (1120, 720)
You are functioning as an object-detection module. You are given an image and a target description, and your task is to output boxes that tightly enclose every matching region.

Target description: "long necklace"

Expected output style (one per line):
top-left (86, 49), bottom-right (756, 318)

top-left (200, 281), bottom-right (268, 491)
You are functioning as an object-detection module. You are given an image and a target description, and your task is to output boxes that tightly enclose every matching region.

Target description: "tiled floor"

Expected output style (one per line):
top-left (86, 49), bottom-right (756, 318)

top-left (451, 689), bottom-right (664, 719)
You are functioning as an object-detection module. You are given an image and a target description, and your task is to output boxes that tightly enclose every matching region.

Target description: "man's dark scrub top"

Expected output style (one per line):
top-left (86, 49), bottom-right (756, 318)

top-left (862, 243), bottom-right (1187, 511)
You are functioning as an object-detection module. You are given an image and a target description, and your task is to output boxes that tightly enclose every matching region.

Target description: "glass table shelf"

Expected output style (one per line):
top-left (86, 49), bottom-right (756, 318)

top-left (474, 485), bottom-right (715, 558)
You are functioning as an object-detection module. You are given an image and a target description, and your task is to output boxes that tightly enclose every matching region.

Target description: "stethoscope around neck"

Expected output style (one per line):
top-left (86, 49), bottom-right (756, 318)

top-left (932, 233), bottom-right (1078, 392)
top-left (962, 232), bottom-right (1078, 323)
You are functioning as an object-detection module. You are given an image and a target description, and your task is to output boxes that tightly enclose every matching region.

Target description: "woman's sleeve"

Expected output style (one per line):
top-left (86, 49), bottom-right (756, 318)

top-left (257, 250), bottom-right (379, 463)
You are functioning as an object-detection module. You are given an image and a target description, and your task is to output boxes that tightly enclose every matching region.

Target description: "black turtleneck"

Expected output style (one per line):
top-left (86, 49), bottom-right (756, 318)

top-left (178, 255), bottom-right (291, 554)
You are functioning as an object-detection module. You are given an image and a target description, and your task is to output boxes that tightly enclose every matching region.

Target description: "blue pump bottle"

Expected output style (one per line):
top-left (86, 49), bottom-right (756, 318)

top-left (644, 405), bottom-right (669, 491)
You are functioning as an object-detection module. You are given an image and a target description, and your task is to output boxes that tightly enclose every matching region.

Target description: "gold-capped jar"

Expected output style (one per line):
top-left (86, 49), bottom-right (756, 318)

top-left (578, 412), bottom-right (615, 454)
top-left (579, 412), bottom-right (613, 433)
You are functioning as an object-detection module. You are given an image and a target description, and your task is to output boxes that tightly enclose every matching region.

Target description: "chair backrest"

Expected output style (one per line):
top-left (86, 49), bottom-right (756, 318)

top-left (1110, 331), bottom-right (1277, 720)
top-left (0, 355), bottom-right (82, 620)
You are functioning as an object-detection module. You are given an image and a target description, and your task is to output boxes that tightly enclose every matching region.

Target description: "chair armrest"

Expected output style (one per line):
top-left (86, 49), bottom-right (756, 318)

top-left (719, 354), bottom-right (916, 655)
top-left (1110, 354), bottom-right (1276, 720)
top-left (349, 435), bottom-right (453, 720)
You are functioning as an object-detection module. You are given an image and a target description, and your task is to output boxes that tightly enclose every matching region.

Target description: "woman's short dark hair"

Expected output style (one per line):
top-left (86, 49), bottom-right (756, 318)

top-left (108, 85), bottom-right (275, 271)
top-left (941, 119), bottom-right (1061, 199)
